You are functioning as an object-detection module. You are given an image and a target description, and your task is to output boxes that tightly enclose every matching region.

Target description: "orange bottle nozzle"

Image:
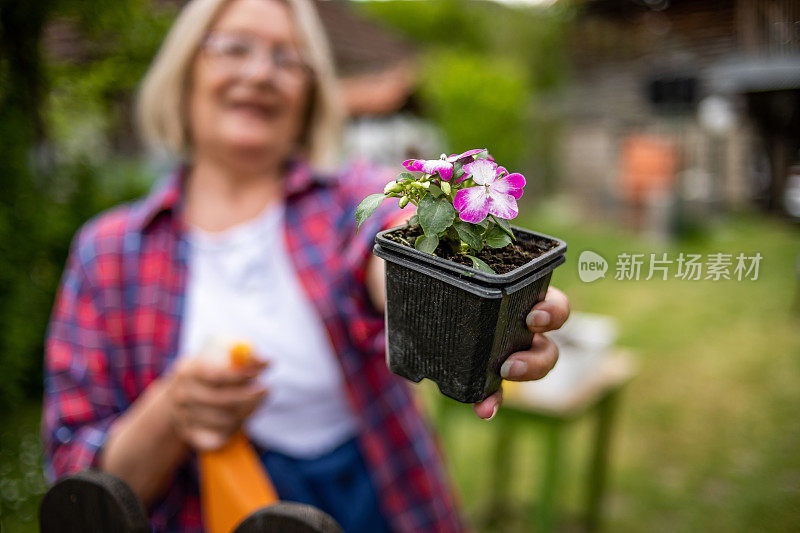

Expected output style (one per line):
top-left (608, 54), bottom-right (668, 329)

top-left (229, 342), bottom-right (256, 368)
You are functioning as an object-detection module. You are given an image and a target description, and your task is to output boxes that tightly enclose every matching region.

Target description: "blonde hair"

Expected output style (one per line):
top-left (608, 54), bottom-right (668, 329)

top-left (136, 0), bottom-right (344, 169)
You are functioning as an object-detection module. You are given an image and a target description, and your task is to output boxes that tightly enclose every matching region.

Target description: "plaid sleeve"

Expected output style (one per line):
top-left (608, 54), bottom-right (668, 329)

top-left (42, 225), bottom-right (122, 481)
top-left (339, 157), bottom-right (417, 286)
top-left (335, 158), bottom-right (417, 356)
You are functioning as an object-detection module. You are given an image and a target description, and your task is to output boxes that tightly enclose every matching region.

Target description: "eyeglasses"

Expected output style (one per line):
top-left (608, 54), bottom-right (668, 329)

top-left (202, 32), bottom-right (311, 83)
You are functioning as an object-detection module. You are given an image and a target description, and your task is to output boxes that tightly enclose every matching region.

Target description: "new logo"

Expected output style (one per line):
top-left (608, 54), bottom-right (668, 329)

top-left (578, 250), bottom-right (608, 282)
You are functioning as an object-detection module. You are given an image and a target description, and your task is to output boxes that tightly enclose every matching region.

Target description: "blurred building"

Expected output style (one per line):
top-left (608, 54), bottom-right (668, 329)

top-left (558, 0), bottom-right (800, 226)
top-left (312, 0), bottom-right (444, 165)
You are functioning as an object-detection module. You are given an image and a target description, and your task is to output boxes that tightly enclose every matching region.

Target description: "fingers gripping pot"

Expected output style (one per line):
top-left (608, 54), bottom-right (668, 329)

top-left (373, 226), bottom-right (566, 403)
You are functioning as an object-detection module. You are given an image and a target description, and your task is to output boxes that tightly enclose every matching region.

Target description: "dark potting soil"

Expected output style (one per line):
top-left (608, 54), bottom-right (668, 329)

top-left (385, 224), bottom-right (559, 274)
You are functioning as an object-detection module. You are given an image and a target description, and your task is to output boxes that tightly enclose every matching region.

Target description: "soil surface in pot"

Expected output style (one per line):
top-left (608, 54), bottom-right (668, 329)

top-left (386, 225), bottom-right (559, 274)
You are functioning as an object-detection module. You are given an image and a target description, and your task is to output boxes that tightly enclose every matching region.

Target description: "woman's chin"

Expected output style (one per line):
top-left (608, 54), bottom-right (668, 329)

top-left (198, 118), bottom-right (296, 164)
top-left (220, 133), bottom-right (281, 156)
top-left (219, 120), bottom-right (285, 147)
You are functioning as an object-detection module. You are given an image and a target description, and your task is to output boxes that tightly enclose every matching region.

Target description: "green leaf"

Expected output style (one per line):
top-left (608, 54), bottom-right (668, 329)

top-left (445, 226), bottom-right (459, 242)
top-left (465, 254), bottom-right (496, 274)
top-left (414, 234), bottom-right (439, 254)
top-left (474, 149), bottom-right (490, 160)
top-left (453, 220), bottom-right (483, 252)
top-left (355, 193), bottom-right (386, 232)
top-left (452, 168), bottom-right (465, 182)
top-left (418, 195), bottom-right (456, 236)
top-left (407, 214), bottom-right (419, 227)
top-left (484, 225), bottom-right (512, 248)
top-left (491, 216), bottom-right (516, 241)
top-left (397, 172), bottom-right (416, 182)
top-left (427, 183), bottom-right (443, 198)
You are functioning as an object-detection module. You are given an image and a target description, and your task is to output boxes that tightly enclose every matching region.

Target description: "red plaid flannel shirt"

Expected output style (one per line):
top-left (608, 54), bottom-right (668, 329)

top-left (42, 157), bottom-right (468, 532)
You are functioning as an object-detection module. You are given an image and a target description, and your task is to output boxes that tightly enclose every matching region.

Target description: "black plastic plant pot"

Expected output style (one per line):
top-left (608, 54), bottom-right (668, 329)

top-left (373, 226), bottom-right (567, 404)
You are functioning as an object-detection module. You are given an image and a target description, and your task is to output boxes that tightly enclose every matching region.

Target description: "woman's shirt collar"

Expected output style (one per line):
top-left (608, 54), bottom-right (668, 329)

top-left (130, 157), bottom-right (329, 233)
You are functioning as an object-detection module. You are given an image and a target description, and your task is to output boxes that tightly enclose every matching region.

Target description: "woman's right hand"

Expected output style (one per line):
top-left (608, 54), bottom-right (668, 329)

top-left (166, 357), bottom-right (269, 451)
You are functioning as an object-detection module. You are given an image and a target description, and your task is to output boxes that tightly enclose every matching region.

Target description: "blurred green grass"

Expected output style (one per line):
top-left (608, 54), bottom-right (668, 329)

top-left (2, 208), bottom-right (798, 532)
top-left (427, 204), bottom-right (800, 532)
top-left (0, 404), bottom-right (47, 531)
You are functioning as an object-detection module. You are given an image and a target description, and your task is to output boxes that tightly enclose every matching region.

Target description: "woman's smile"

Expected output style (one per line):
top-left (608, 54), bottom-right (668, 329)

top-left (226, 98), bottom-right (282, 122)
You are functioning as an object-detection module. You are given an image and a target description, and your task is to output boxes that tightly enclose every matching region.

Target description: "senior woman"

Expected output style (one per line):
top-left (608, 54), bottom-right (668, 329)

top-left (42, 0), bottom-right (570, 531)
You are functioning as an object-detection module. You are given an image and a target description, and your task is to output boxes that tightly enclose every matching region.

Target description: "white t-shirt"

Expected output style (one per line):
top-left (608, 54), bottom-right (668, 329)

top-left (177, 202), bottom-right (360, 458)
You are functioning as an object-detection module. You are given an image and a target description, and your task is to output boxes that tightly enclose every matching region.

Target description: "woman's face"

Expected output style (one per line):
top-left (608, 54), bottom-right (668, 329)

top-left (188, 0), bottom-right (311, 167)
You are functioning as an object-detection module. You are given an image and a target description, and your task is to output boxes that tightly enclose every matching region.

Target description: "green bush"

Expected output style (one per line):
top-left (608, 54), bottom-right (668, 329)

top-left (419, 48), bottom-right (532, 168)
top-left (354, 0), bottom-right (574, 185)
top-left (0, 0), bottom-right (170, 410)
top-left (0, 153), bottom-right (151, 410)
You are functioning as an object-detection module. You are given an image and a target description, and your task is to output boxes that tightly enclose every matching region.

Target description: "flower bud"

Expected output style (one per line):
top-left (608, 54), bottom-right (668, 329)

top-left (441, 181), bottom-right (451, 195)
top-left (384, 181), bottom-right (403, 195)
top-left (399, 196), bottom-right (410, 208)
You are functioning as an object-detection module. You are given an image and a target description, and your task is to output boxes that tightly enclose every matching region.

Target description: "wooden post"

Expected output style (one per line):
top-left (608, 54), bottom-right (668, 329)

top-left (486, 413), bottom-right (514, 529)
top-left (585, 391), bottom-right (621, 532)
top-left (537, 420), bottom-right (566, 533)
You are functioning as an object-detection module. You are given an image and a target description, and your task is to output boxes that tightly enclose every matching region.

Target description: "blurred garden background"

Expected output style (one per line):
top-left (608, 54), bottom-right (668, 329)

top-left (1, 0), bottom-right (798, 531)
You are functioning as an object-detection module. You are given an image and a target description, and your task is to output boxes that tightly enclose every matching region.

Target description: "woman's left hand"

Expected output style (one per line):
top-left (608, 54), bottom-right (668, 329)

top-left (473, 286), bottom-right (570, 420)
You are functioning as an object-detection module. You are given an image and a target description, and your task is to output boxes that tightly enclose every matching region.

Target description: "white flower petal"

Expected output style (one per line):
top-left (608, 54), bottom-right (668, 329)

top-left (463, 159), bottom-right (498, 186)
top-left (454, 186), bottom-right (490, 223)
top-left (487, 192), bottom-right (519, 220)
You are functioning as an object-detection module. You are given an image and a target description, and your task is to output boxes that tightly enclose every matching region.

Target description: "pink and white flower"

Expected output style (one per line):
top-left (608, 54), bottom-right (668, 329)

top-left (402, 148), bottom-right (487, 181)
top-left (453, 159), bottom-right (525, 223)
top-left (447, 148), bottom-right (485, 163)
top-left (401, 158), bottom-right (453, 179)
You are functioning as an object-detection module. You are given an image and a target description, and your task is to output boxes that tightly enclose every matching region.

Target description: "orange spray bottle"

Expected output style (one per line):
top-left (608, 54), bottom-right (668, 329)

top-left (197, 337), bottom-right (278, 533)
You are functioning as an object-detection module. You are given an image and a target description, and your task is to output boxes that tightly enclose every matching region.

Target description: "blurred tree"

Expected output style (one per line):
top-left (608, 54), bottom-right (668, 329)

top-left (418, 48), bottom-right (531, 166)
top-left (355, 0), bottom-right (574, 182)
top-left (47, 0), bottom-right (175, 158)
top-left (0, 0), bottom-right (58, 409)
top-left (0, 0), bottom-right (165, 409)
